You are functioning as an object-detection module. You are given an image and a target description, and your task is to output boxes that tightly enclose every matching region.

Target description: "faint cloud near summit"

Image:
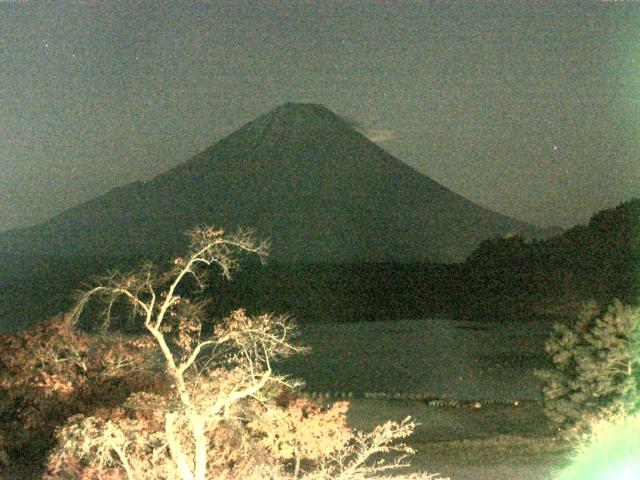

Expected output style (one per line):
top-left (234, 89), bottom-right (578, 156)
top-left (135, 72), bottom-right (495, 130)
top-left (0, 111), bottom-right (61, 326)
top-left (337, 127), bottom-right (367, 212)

top-left (359, 128), bottom-right (396, 143)
top-left (337, 114), bottom-right (396, 143)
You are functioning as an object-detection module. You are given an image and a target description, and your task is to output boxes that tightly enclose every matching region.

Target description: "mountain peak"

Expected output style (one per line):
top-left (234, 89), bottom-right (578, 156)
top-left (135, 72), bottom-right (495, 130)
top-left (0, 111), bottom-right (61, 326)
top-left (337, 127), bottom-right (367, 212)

top-left (277, 101), bottom-right (328, 111)
top-left (227, 102), bottom-right (357, 149)
top-left (0, 103), bottom-right (550, 262)
top-left (262, 102), bottom-right (351, 130)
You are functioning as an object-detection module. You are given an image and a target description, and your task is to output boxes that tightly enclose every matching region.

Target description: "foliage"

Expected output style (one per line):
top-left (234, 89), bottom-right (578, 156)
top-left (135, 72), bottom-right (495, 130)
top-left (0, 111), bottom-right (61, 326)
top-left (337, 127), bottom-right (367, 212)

top-left (457, 198), bottom-right (640, 321)
top-left (0, 429), bottom-right (8, 467)
top-left (302, 416), bottom-right (425, 480)
top-left (247, 391), bottom-right (352, 475)
top-left (33, 227), bottom-right (444, 480)
top-left (0, 312), bottom-right (159, 465)
top-left (535, 300), bottom-right (640, 438)
top-left (554, 409), bottom-right (640, 480)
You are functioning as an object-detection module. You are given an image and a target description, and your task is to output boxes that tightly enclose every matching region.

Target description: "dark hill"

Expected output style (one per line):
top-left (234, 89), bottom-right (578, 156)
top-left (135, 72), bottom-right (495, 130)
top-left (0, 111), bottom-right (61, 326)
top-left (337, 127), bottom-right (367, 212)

top-left (451, 198), bottom-right (640, 321)
top-left (0, 102), bottom-right (551, 262)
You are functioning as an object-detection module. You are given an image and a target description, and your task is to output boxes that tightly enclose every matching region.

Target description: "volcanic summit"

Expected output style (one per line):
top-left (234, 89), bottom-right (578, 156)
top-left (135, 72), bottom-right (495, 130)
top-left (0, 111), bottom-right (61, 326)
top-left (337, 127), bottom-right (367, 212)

top-left (0, 103), bottom-right (550, 262)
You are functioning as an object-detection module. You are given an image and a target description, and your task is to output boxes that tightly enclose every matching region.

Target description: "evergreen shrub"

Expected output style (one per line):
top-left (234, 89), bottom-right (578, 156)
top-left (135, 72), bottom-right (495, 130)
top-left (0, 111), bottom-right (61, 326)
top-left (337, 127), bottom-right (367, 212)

top-left (535, 300), bottom-right (640, 438)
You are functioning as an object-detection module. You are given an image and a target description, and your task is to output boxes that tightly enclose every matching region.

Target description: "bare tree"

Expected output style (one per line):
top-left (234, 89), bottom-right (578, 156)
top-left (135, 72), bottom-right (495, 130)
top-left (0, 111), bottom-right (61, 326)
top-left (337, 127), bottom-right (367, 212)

top-left (45, 227), bottom-right (447, 480)
top-left (60, 227), bottom-right (302, 479)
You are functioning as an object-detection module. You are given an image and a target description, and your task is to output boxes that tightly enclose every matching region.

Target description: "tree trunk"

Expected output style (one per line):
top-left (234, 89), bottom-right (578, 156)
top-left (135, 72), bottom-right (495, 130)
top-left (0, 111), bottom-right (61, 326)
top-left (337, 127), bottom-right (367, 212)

top-left (191, 414), bottom-right (208, 480)
top-left (166, 412), bottom-right (195, 480)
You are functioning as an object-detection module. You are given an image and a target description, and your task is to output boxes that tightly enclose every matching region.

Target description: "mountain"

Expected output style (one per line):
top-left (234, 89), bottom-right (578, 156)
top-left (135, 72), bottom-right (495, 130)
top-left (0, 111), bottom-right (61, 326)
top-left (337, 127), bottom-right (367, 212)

top-left (449, 198), bottom-right (640, 321)
top-left (0, 102), bottom-right (553, 263)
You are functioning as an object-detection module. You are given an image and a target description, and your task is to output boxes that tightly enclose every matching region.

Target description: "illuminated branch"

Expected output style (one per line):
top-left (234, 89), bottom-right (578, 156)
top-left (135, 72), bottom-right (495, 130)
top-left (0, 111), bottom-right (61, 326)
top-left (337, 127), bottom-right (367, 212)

top-left (50, 226), bottom-right (442, 480)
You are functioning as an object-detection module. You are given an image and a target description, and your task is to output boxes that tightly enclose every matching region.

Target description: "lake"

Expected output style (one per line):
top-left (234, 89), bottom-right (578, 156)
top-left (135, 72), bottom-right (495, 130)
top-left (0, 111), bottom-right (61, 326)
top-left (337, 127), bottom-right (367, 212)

top-left (274, 317), bottom-right (554, 402)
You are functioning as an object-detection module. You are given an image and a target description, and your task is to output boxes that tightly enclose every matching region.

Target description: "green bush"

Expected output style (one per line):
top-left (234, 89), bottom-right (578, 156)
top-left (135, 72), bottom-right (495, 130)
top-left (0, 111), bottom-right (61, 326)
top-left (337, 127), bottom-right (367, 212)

top-left (535, 300), bottom-right (640, 437)
top-left (553, 410), bottom-right (640, 480)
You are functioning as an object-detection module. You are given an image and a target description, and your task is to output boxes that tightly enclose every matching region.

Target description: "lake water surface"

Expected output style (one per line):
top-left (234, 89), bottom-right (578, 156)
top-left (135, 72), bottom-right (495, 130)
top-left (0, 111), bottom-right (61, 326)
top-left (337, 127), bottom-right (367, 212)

top-left (274, 317), bottom-right (553, 401)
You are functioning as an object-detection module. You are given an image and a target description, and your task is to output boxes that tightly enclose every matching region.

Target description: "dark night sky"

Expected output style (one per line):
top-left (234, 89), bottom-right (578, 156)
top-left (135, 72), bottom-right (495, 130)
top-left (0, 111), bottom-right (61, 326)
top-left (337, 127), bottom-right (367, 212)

top-left (1, 0), bottom-right (638, 232)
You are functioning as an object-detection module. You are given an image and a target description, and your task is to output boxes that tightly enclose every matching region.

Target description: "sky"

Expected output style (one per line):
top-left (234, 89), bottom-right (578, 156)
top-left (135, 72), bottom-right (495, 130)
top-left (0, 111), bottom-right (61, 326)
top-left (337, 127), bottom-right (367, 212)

top-left (0, 0), bottom-right (639, 232)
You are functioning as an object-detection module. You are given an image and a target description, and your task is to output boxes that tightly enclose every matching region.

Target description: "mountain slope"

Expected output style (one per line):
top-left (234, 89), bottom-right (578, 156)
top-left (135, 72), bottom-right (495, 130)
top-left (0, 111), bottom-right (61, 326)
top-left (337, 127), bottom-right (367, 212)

top-left (0, 103), bottom-right (551, 263)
